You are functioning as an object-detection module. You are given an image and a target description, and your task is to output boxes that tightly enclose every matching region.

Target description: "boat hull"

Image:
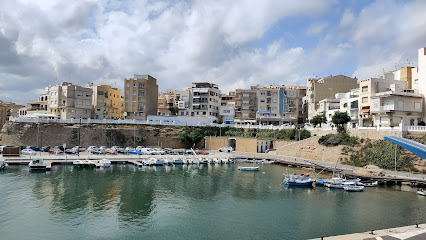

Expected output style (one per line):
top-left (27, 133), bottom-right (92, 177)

top-left (238, 166), bottom-right (260, 171)
top-left (285, 181), bottom-right (314, 187)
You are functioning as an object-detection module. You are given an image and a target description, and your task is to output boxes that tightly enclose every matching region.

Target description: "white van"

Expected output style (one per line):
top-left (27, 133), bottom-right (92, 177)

top-left (218, 147), bottom-right (233, 152)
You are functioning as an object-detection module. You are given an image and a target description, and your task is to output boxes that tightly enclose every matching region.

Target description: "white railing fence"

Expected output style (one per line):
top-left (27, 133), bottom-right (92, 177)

top-left (8, 117), bottom-right (426, 132)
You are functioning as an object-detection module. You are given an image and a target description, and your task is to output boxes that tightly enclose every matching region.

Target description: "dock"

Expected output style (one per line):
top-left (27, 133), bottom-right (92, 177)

top-left (310, 223), bottom-right (426, 240)
top-left (233, 153), bottom-right (426, 186)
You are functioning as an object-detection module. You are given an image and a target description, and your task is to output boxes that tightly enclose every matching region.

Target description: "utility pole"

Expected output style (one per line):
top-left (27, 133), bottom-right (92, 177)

top-left (394, 143), bottom-right (397, 171)
top-left (37, 123), bottom-right (40, 147)
top-left (78, 117), bottom-right (81, 157)
top-left (133, 124), bottom-right (136, 147)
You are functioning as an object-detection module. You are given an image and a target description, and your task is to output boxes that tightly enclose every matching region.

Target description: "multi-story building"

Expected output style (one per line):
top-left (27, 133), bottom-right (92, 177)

top-left (190, 82), bottom-right (221, 119)
top-left (219, 92), bottom-right (235, 124)
top-left (124, 74), bottom-right (158, 120)
top-left (339, 89), bottom-right (360, 128)
top-left (283, 86), bottom-right (306, 124)
top-left (359, 66), bottom-right (423, 127)
top-left (235, 88), bottom-right (257, 124)
top-left (256, 86), bottom-right (288, 125)
top-left (48, 82), bottom-right (92, 120)
top-left (19, 91), bottom-right (52, 119)
top-left (87, 83), bottom-right (122, 119)
top-left (306, 75), bottom-right (358, 121)
top-left (417, 47), bottom-right (426, 121)
top-left (158, 90), bottom-right (178, 116)
top-left (316, 97), bottom-right (342, 122)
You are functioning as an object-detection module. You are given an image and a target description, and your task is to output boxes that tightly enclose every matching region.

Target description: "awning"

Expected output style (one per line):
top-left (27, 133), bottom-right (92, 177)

top-left (260, 111), bottom-right (270, 114)
top-left (193, 89), bottom-right (208, 93)
top-left (359, 108), bottom-right (370, 113)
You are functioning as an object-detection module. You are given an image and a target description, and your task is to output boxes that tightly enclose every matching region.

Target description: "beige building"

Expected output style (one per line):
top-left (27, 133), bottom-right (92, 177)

top-left (124, 74), bottom-right (158, 120)
top-left (284, 86), bottom-right (306, 124)
top-left (158, 90), bottom-right (178, 116)
top-left (219, 92), bottom-right (236, 124)
top-left (19, 91), bottom-right (53, 119)
top-left (306, 75), bottom-right (358, 121)
top-left (48, 82), bottom-right (92, 120)
top-left (359, 67), bottom-right (422, 127)
top-left (235, 88), bottom-right (257, 124)
top-left (87, 84), bottom-right (122, 119)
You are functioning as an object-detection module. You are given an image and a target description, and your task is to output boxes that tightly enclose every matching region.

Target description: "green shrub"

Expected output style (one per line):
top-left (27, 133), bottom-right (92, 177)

top-left (318, 132), bottom-right (358, 146)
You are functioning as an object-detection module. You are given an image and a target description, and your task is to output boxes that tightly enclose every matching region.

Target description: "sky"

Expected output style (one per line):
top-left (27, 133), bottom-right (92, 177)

top-left (0, 0), bottom-right (425, 104)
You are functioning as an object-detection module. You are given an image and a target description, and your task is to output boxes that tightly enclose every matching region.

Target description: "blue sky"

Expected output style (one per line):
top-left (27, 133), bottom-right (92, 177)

top-left (0, 0), bottom-right (425, 104)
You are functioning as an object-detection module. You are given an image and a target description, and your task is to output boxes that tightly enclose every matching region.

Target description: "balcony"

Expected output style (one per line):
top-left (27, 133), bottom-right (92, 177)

top-left (371, 105), bottom-right (394, 113)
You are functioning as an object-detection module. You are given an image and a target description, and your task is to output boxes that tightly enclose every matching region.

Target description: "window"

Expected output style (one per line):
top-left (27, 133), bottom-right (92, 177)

top-left (125, 90), bottom-right (129, 95)
top-left (373, 102), bottom-right (378, 109)
top-left (415, 102), bottom-right (421, 110)
top-left (126, 83), bottom-right (130, 87)
top-left (98, 100), bottom-right (103, 103)
top-left (98, 91), bottom-right (104, 95)
top-left (362, 97), bottom-right (368, 103)
top-left (139, 83), bottom-right (145, 88)
top-left (362, 86), bottom-right (368, 93)
top-left (398, 101), bottom-right (404, 109)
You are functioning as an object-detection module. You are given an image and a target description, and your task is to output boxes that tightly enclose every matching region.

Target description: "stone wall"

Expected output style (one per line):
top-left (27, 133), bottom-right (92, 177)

top-left (235, 137), bottom-right (257, 153)
top-left (348, 129), bottom-right (404, 139)
top-left (205, 136), bottom-right (228, 150)
top-left (275, 136), bottom-right (346, 164)
top-left (0, 122), bottom-right (190, 148)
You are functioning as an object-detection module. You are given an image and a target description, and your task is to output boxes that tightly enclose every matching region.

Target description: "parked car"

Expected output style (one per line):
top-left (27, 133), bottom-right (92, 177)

top-left (49, 148), bottom-right (63, 155)
top-left (218, 147), bottom-right (233, 152)
top-left (105, 149), bottom-right (117, 155)
top-left (73, 146), bottom-right (86, 152)
top-left (89, 148), bottom-right (105, 154)
top-left (99, 146), bottom-right (108, 151)
top-left (27, 146), bottom-right (41, 151)
top-left (111, 146), bottom-right (125, 153)
top-left (65, 148), bottom-right (78, 154)
top-left (21, 149), bottom-right (36, 155)
top-left (41, 146), bottom-right (51, 152)
top-left (196, 150), bottom-right (209, 155)
top-left (151, 148), bottom-right (166, 155)
top-left (87, 146), bottom-right (98, 152)
top-left (128, 148), bottom-right (142, 155)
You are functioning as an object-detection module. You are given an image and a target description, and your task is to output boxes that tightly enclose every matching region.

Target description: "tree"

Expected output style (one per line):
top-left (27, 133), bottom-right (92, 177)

top-left (178, 129), bottom-right (204, 148)
top-left (311, 114), bottom-right (327, 128)
top-left (331, 111), bottom-right (351, 133)
top-left (169, 106), bottom-right (179, 116)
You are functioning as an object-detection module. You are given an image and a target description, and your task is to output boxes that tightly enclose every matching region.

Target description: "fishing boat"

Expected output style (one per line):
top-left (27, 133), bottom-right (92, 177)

top-left (0, 159), bottom-right (8, 170)
top-left (343, 182), bottom-right (364, 192)
top-left (417, 189), bottom-right (426, 196)
top-left (324, 178), bottom-right (346, 189)
top-left (152, 158), bottom-right (165, 166)
top-left (99, 159), bottom-right (111, 167)
top-left (163, 158), bottom-right (173, 166)
top-left (238, 166), bottom-right (260, 171)
top-left (199, 158), bottom-right (208, 164)
top-left (284, 172), bottom-right (315, 187)
top-left (28, 157), bottom-right (47, 170)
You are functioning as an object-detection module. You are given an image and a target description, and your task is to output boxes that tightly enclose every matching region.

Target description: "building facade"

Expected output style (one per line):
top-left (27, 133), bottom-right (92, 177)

top-left (306, 75), bottom-right (358, 121)
top-left (88, 84), bottom-right (122, 119)
top-left (190, 82), bottom-right (221, 119)
top-left (124, 74), bottom-right (158, 120)
top-left (48, 82), bottom-right (92, 120)
top-left (234, 88), bottom-right (257, 124)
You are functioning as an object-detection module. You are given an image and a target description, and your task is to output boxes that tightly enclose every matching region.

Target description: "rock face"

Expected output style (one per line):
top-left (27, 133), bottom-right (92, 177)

top-left (0, 122), bottom-right (192, 148)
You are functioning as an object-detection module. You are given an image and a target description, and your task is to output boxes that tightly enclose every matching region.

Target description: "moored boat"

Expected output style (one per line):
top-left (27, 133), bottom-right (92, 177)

top-left (28, 157), bottom-right (47, 170)
top-left (73, 160), bottom-right (95, 167)
top-left (284, 173), bottom-right (315, 187)
top-left (358, 181), bottom-right (378, 187)
top-left (237, 166), bottom-right (260, 171)
top-left (343, 182), bottom-right (364, 192)
top-left (173, 158), bottom-right (184, 165)
top-left (0, 159), bottom-right (8, 170)
top-left (99, 159), bottom-right (111, 167)
top-left (417, 189), bottom-right (426, 196)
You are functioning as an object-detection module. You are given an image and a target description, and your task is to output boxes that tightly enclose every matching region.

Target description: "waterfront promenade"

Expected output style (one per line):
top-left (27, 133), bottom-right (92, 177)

top-left (310, 223), bottom-right (426, 240)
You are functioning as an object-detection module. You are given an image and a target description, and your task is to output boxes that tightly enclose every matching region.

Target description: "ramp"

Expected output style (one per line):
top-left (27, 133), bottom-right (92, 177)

top-left (384, 136), bottom-right (426, 159)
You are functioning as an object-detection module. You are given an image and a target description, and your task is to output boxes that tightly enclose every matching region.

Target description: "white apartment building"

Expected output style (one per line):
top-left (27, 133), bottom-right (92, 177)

top-left (190, 82), bottom-right (221, 119)
top-left (48, 82), bottom-right (92, 120)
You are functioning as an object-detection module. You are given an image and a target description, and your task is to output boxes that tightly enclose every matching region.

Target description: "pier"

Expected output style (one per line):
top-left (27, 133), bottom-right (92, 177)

top-left (310, 223), bottom-right (426, 240)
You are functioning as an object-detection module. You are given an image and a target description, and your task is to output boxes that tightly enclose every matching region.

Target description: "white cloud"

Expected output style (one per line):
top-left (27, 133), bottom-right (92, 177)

top-left (306, 22), bottom-right (329, 36)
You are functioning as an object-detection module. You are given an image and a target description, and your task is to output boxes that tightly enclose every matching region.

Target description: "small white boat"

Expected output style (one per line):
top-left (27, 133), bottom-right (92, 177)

top-left (238, 166), bottom-right (260, 171)
top-left (163, 158), bottom-right (173, 165)
top-left (220, 158), bottom-right (229, 164)
top-left (28, 157), bottom-right (47, 170)
top-left (358, 181), bottom-right (378, 187)
top-left (343, 182), bottom-right (364, 192)
top-left (73, 160), bottom-right (94, 167)
top-left (99, 159), bottom-right (111, 167)
top-left (284, 172), bottom-right (315, 187)
top-left (417, 189), bottom-right (426, 196)
top-left (199, 158), bottom-right (208, 164)
top-left (153, 158), bottom-right (164, 166)
top-left (0, 159), bottom-right (8, 170)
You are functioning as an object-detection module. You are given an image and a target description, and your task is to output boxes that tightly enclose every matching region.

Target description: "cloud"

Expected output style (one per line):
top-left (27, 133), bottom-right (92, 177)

top-left (306, 22), bottom-right (329, 36)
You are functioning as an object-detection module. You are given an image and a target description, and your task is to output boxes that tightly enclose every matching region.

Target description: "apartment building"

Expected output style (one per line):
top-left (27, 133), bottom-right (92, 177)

top-left (306, 75), bottom-right (358, 121)
top-left (48, 82), bottom-right (92, 120)
top-left (124, 74), bottom-right (158, 120)
top-left (359, 66), bottom-right (423, 127)
top-left (256, 86), bottom-right (288, 125)
top-left (339, 89), bottom-right (360, 128)
top-left (19, 91), bottom-right (52, 119)
top-left (87, 83), bottom-right (122, 119)
top-left (158, 91), bottom-right (176, 116)
top-left (190, 82), bottom-right (221, 119)
top-left (219, 92), bottom-right (235, 124)
top-left (316, 97), bottom-right (342, 122)
top-left (284, 86), bottom-right (306, 124)
top-left (235, 88), bottom-right (257, 124)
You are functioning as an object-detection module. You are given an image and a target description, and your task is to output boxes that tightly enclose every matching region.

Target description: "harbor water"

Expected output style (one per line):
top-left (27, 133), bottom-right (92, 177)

top-left (1, 163), bottom-right (425, 240)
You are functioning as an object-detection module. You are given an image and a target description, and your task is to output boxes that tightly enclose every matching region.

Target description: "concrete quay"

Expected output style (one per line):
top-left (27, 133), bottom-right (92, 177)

top-left (310, 223), bottom-right (426, 240)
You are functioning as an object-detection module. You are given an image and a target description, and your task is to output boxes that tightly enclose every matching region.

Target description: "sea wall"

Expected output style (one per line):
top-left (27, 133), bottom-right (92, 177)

top-left (0, 122), bottom-right (191, 148)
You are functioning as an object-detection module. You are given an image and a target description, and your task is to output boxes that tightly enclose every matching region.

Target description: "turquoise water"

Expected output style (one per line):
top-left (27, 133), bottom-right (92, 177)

top-left (1, 163), bottom-right (425, 240)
